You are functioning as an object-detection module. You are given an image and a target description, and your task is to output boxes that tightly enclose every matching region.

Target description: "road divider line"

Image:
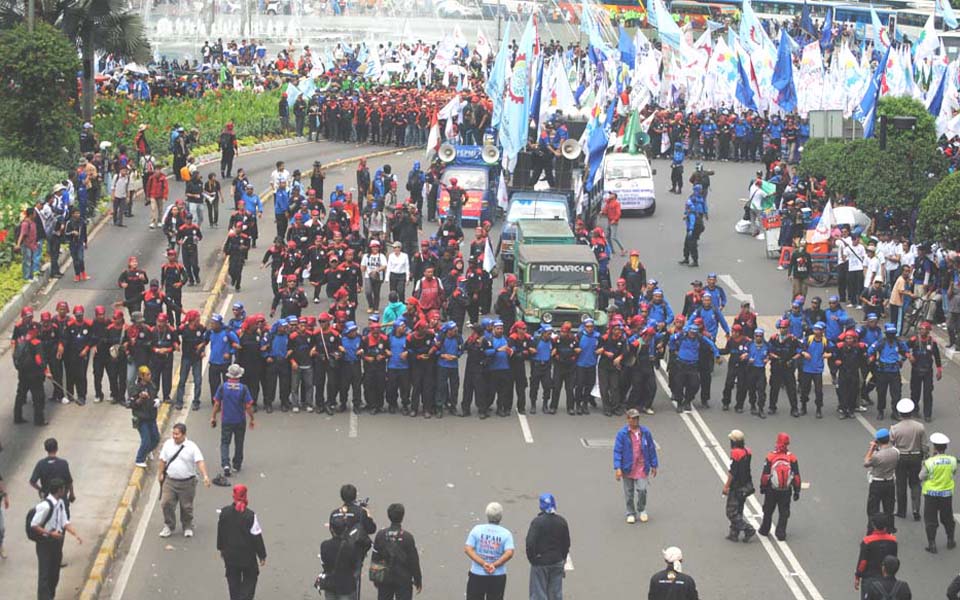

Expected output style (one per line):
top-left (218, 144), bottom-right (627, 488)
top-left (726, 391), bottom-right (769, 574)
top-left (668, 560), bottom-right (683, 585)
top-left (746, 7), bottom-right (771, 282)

top-left (518, 414), bottom-right (534, 444)
top-left (349, 412), bottom-right (359, 438)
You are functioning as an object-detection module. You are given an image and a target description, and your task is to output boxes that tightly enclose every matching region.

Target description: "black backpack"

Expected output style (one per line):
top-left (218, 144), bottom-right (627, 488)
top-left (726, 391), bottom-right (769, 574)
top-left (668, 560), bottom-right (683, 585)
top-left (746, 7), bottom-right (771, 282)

top-left (13, 340), bottom-right (32, 372)
top-left (26, 499), bottom-right (54, 542)
top-left (871, 579), bottom-right (903, 600)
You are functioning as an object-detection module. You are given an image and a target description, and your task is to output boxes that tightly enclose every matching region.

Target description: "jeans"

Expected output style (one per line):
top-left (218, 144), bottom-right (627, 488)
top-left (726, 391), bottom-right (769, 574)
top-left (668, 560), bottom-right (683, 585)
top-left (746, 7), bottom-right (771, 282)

top-left (135, 419), bottom-right (160, 463)
top-left (529, 562), bottom-right (564, 600)
top-left (70, 243), bottom-right (85, 276)
top-left (622, 476), bottom-right (648, 516)
top-left (188, 202), bottom-right (204, 227)
top-left (21, 246), bottom-right (36, 279)
top-left (220, 421), bottom-right (247, 470)
top-left (112, 196), bottom-right (126, 225)
top-left (607, 222), bottom-right (624, 253)
top-left (291, 364), bottom-right (314, 408)
top-left (176, 356), bottom-right (204, 406)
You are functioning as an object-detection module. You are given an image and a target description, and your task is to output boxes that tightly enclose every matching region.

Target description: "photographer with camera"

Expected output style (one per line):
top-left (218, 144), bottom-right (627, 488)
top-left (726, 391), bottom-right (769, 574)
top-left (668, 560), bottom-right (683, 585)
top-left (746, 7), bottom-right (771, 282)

top-left (328, 483), bottom-right (377, 598)
top-left (371, 503), bottom-right (423, 599)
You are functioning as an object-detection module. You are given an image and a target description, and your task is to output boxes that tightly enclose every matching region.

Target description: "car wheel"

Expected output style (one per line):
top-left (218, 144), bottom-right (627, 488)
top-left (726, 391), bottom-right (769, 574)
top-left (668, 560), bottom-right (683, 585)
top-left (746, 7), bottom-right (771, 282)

top-left (645, 201), bottom-right (656, 216)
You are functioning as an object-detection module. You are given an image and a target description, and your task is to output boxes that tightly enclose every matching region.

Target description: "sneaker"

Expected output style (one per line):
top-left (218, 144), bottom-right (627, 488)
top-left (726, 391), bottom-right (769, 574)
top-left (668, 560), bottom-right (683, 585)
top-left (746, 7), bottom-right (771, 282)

top-left (158, 526), bottom-right (172, 538)
top-left (135, 461), bottom-right (147, 468)
top-left (292, 406), bottom-right (300, 413)
top-left (626, 515), bottom-right (636, 524)
top-left (640, 511), bottom-right (649, 523)
top-left (644, 408), bottom-right (655, 415)
top-left (61, 398), bottom-right (70, 405)
top-left (223, 466), bottom-right (232, 477)
top-left (184, 529), bottom-right (194, 538)
top-left (306, 405), bottom-right (314, 412)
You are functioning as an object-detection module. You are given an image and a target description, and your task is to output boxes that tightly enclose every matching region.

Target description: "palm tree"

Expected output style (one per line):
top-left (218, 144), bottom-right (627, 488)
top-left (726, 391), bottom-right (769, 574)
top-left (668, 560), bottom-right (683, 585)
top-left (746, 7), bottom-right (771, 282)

top-left (0, 0), bottom-right (151, 120)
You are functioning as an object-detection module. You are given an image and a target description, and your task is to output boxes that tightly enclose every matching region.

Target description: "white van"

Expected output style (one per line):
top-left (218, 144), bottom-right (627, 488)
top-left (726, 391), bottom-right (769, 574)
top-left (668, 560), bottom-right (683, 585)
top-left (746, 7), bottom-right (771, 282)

top-left (599, 153), bottom-right (657, 216)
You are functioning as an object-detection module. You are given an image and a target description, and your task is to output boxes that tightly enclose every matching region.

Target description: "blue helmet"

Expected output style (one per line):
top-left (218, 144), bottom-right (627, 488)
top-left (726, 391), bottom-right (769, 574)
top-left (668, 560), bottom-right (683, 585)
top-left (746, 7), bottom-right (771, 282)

top-left (336, 183), bottom-right (344, 192)
top-left (693, 184), bottom-right (703, 194)
top-left (884, 323), bottom-right (897, 334)
top-left (413, 161), bottom-right (421, 170)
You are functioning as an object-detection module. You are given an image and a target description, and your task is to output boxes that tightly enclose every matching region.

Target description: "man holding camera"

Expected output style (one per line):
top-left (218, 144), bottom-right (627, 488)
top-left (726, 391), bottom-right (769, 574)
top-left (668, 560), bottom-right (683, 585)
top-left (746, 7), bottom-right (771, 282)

top-left (328, 483), bottom-right (378, 597)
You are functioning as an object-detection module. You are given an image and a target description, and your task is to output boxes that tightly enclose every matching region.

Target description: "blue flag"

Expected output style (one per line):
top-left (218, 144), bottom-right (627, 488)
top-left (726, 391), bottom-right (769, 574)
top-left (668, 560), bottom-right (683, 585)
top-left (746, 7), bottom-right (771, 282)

top-left (928, 70), bottom-right (947, 117)
top-left (652, 0), bottom-right (682, 49)
top-left (800, 1), bottom-right (815, 35)
top-left (486, 21), bottom-right (512, 130)
top-left (820, 8), bottom-right (834, 50)
top-left (773, 29), bottom-right (798, 113)
top-left (854, 44), bottom-right (891, 138)
top-left (940, 0), bottom-right (959, 29)
top-left (584, 118), bottom-right (609, 192)
top-left (529, 55), bottom-right (545, 128)
top-left (736, 50), bottom-right (758, 112)
top-left (500, 16), bottom-right (537, 162)
top-left (618, 25), bottom-right (636, 68)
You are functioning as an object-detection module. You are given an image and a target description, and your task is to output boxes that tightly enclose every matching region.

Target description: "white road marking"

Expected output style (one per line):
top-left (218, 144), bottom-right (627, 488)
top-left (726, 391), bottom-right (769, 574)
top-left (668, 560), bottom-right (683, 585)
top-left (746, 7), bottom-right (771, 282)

top-left (564, 552), bottom-right (574, 571)
top-left (718, 274), bottom-right (756, 311)
top-left (110, 294), bottom-right (233, 600)
top-left (518, 414), bottom-right (534, 444)
top-left (349, 412), bottom-right (359, 438)
top-left (655, 372), bottom-right (823, 600)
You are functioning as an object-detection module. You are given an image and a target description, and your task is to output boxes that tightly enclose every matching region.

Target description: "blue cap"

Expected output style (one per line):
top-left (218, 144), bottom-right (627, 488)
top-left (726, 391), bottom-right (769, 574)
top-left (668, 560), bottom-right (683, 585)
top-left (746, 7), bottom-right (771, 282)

top-left (539, 324), bottom-right (553, 333)
top-left (481, 318), bottom-right (492, 328)
top-left (394, 316), bottom-right (406, 327)
top-left (702, 291), bottom-right (712, 299)
top-left (828, 295), bottom-right (839, 303)
top-left (493, 320), bottom-right (504, 327)
top-left (683, 324), bottom-right (698, 333)
top-left (707, 273), bottom-right (717, 278)
top-left (813, 321), bottom-right (826, 330)
top-left (866, 313), bottom-right (878, 320)
top-left (232, 302), bottom-right (244, 310)
top-left (875, 428), bottom-right (890, 440)
top-left (653, 288), bottom-right (663, 295)
top-left (539, 493), bottom-right (557, 513)
top-left (369, 314), bottom-right (380, 322)
top-left (884, 323), bottom-right (897, 333)
top-left (443, 320), bottom-right (457, 330)
top-left (754, 328), bottom-right (765, 335)
top-left (792, 300), bottom-right (802, 307)
top-left (344, 321), bottom-right (357, 333)
top-left (336, 183), bottom-right (344, 191)
top-left (583, 318), bottom-right (595, 326)
top-left (211, 314), bottom-right (223, 323)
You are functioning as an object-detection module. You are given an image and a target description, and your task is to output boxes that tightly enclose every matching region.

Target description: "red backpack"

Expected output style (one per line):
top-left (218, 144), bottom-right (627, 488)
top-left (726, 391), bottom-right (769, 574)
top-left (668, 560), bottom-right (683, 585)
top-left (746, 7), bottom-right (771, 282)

top-left (768, 453), bottom-right (794, 492)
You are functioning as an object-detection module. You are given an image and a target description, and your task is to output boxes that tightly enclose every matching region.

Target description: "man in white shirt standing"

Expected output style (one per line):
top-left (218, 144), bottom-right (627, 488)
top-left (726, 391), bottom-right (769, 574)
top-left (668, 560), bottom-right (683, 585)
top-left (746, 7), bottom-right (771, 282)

top-left (269, 160), bottom-right (290, 192)
top-left (835, 225), bottom-right (852, 304)
top-left (158, 423), bottom-right (211, 538)
top-left (361, 240), bottom-right (387, 313)
top-left (878, 231), bottom-right (901, 291)
top-left (386, 241), bottom-right (411, 299)
top-left (864, 244), bottom-right (885, 290)
top-left (31, 478), bottom-right (82, 600)
top-left (845, 235), bottom-right (867, 309)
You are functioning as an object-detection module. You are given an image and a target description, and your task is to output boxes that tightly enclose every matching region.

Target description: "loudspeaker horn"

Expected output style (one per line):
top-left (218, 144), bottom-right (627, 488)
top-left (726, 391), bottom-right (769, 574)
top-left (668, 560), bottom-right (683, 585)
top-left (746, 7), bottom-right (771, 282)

top-left (482, 145), bottom-right (501, 164)
top-left (439, 143), bottom-right (457, 163)
top-left (561, 139), bottom-right (582, 160)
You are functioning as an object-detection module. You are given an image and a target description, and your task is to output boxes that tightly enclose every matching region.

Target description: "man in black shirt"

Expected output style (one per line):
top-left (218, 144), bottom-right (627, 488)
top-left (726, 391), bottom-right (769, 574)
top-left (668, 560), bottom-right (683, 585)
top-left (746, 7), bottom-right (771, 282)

top-left (722, 429), bottom-right (756, 542)
top-left (30, 438), bottom-right (76, 506)
top-left (648, 546), bottom-right (699, 600)
top-left (217, 484), bottom-right (266, 600)
top-left (525, 493), bottom-right (570, 600)
top-left (371, 503), bottom-right (423, 599)
top-left (328, 483), bottom-right (377, 597)
top-left (856, 514), bottom-right (898, 595)
top-left (863, 555), bottom-right (911, 600)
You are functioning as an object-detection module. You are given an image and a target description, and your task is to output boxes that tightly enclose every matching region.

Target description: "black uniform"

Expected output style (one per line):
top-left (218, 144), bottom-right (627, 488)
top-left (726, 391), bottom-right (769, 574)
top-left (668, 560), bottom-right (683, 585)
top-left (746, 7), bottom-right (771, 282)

top-left (648, 568), bottom-right (700, 600)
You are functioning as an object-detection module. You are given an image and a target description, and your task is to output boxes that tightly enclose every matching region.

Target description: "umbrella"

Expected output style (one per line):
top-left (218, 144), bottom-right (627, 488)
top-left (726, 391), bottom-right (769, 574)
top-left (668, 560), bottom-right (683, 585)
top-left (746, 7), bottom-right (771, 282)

top-left (832, 206), bottom-right (871, 230)
top-left (123, 62), bottom-right (149, 75)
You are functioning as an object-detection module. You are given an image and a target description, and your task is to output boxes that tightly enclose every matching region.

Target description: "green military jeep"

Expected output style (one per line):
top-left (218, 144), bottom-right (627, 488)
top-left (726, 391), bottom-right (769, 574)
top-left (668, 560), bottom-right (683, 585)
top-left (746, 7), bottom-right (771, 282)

top-left (515, 244), bottom-right (609, 329)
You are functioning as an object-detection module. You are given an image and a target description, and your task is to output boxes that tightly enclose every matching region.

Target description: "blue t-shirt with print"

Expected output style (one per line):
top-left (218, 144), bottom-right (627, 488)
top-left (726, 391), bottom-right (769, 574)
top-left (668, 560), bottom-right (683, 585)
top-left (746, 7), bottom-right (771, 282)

top-left (465, 523), bottom-right (515, 576)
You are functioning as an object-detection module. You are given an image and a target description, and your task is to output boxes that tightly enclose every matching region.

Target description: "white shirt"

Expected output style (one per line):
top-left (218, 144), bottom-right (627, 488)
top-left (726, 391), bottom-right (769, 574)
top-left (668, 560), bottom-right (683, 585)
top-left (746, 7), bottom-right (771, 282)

top-left (900, 245), bottom-right (917, 269)
top-left (360, 252), bottom-right (385, 280)
top-left (113, 174), bottom-right (131, 199)
top-left (386, 251), bottom-right (410, 277)
top-left (159, 439), bottom-right (204, 480)
top-left (879, 241), bottom-right (900, 271)
top-left (846, 243), bottom-right (867, 272)
top-left (32, 495), bottom-right (69, 533)
top-left (865, 255), bottom-right (884, 285)
top-left (269, 169), bottom-right (290, 190)
top-left (835, 236), bottom-right (851, 265)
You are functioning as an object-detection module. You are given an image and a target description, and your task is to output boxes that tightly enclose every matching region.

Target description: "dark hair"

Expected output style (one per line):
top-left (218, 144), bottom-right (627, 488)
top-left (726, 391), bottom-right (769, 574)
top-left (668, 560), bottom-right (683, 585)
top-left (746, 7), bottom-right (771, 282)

top-left (173, 423), bottom-right (187, 435)
top-left (388, 291), bottom-right (399, 303)
top-left (871, 513), bottom-right (892, 532)
top-left (387, 503), bottom-right (405, 524)
top-left (340, 484), bottom-right (358, 504)
top-left (935, 442), bottom-right (948, 453)
top-left (881, 555), bottom-right (900, 576)
top-left (44, 438), bottom-right (58, 453)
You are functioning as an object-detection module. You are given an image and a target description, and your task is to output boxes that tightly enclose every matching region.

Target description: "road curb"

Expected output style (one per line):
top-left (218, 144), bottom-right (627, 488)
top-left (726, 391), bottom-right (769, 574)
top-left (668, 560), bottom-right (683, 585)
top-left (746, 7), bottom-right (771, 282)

top-left (77, 144), bottom-right (416, 599)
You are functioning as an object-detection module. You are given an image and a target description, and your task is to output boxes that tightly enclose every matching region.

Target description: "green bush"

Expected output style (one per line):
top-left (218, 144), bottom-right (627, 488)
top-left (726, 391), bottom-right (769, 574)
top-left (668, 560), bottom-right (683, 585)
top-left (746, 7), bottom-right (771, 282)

top-left (0, 157), bottom-right (65, 267)
top-left (95, 89), bottom-right (287, 163)
top-left (916, 171), bottom-right (960, 248)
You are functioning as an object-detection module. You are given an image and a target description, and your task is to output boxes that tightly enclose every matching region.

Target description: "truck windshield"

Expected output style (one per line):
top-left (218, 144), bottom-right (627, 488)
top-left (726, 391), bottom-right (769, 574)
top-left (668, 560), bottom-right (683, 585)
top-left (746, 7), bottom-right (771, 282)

top-left (442, 169), bottom-right (486, 190)
top-left (528, 262), bottom-right (595, 285)
top-left (507, 201), bottom-right (568, 223)
top-left (606, 163), bottom-right (651, 180)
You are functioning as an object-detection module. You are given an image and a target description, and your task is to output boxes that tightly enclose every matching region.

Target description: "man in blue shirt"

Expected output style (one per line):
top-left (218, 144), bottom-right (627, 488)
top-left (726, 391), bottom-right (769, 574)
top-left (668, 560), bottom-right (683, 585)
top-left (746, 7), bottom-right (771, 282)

top-left (464, 502), bottom-right (515, 599)
top-left (206, 314), bottom-right (240, 403)
top-left (273, 179), bottom-right (291, 240)
top-left (435, 321), bottom-right (463, 417)
top-left (669, 324), bottom-right (719, 413)
top-left (529, 325), bottom-right (554, 414)
top-left (613, 409), bottom-right (660, 524)
top-left (574, 319), bottom-right (600, 416)
top-left (483, 320), bottom-right (513, 419)
top-left (799, 322), bottom-right (831, 419)
top-left (869, 323), bottom-right (908, 420)
top-left (211, 363), bottom-right (254, 477)
top-left (738, 329), bottom-right (770, 418)
top-left (386, 318), bottom-right (410, 414)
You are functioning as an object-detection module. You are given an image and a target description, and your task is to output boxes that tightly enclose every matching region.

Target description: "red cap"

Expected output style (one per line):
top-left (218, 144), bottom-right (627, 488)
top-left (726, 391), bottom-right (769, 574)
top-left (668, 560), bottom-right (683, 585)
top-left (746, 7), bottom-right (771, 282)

top-left (113, 309), bottom-right (125, 319)
top-left (94, 305), bottom-right (106, 316)
top-left (157, 313), bottom-right (168, 322)
top-left (319, 312), bottom-right (332, 321)
top-left (56, 300), bottom-right (69, 310)
top-left (21, 307), bottom-right (33, 317)
top-left (40, 311), bottom-right (51, 321)
top-left (73, 305), bottom-right (84, 315)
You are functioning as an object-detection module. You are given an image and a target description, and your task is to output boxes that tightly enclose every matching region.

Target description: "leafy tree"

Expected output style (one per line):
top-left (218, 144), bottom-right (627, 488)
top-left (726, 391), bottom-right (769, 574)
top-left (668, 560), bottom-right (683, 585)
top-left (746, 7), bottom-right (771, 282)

top-left (798, 97), bottom-right (946, 215)
top-left (0, 0), bottom-right (151, 121)
top-left (916, 171), bottom-right (960, 247)
top-left (0, 23), bottom-right (79, 167)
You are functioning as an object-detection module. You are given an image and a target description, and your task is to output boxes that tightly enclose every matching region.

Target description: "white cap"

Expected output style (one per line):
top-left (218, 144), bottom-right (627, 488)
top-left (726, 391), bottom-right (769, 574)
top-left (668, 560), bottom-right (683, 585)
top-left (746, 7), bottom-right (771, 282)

top-left (728, 429), bottom-right (745, 442)
top-left (896, 398), bottom-right (915, 414)
top-left (931, 433), bottom-right (951, 446)
top-left (663, 546), bottom-right (683, 562)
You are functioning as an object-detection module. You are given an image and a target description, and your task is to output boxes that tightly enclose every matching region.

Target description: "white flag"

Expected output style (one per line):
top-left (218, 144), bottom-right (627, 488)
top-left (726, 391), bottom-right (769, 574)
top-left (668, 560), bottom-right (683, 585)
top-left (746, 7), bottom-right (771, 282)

top-left (810, 200), bottom-right (836, 244)
top-left (476, 28), bottom-right (491, 61)
top-left (483, 239), bottom-right (496, 273)
top-left (497, 175), bottom-right (509, 210)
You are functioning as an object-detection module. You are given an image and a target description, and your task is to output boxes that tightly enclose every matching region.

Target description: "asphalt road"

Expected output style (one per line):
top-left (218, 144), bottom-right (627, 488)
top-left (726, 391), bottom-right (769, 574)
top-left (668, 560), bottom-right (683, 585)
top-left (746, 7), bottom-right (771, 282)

top-left (0, 137), bottom-right (406, 600)
top-left (101, 151), bottom-right (960, 600)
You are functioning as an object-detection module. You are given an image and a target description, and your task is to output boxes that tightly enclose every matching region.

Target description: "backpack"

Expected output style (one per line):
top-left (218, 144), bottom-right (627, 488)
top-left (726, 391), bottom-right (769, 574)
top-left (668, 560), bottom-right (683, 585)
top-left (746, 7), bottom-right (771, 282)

top-left (871, 579), bottom-right (903, 600)
top-left (26, 499), bottom-right (54, 542)
top-left (14, 340), bottom-right (32, 372)
top-left (406, 171), bottom-right (420, 193)
top-left (768, 454), bottom-right (794, 492)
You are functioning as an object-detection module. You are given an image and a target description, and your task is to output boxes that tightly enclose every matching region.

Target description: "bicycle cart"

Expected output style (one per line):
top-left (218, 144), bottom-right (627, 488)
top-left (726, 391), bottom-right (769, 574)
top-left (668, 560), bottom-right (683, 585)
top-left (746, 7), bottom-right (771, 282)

top-left (808, 252), bottom-right (837, 287)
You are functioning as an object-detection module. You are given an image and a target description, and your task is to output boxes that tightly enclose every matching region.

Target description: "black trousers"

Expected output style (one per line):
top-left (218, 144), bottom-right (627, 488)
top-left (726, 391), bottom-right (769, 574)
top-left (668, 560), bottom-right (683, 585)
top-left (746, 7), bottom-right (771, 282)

top-left (410, 362), bottom-right (435, 413)
top-left (364, 363), bottom-right (386, 410)
top-left (209, 363), bottom-right (229, 401)
top-left (151, 355), bottom-right (174, 400)
top-left (837, 368), bottom-right (860, 414)
top-left (378, 583), bottom-right (414, 600)
top-left (184, 245), bottom-right (201, 284)
top-left (574, 365), bottom-right (595, 410)
top-left (628, 362), bottom-right (657, 410)
top-left (36, 538), bottom-right (63, 600)
top-left (436, 366), bottom-right (459, 411)
top-left (924, 494), bottom-right (956, 544)
top-left (339, 361), bottom-right (362, 407)
top-left (224, 563), bottom-right (259, 600)
top-left (599, 365), bottom-right (622, 413)
top-left (759, 490), bottom-right (792, 539)
top-left (677, 361), bottom-right (701, 407)
top-left (47, 348), bottom-right (64, 401)
top-left (768, 363), bottom-right (797, 410)
top-left (698, 354), bottom-right (713, 402)
top-left (798, 372), bottom-right (824, 407)
top-left (275, 213), bottom-right (288, 240)
top-left (241, 362), bottom-right (264, 404)
top-left (228, 256), bottom-right (244, 289)
top-left (466, 572), bottom-right (506, 600)
top-left (551, 364), bottom-right (575, 411)
top-left (721, 363), bottom-right (744, 406)
top-left (511, 363), bottom-right (527, 411)
top-left (529, 362), bottom-right (552, 405)
top-left (386, 368), bottom-right (410, 409)
top-left (220, 152), bottom-right (235, 178)
top-left (108, 357), bottom-right (126, 401)
top-left (896, 454), bottom-right (923, 517)
top-left (14, 373), bottom-right (45, 424)
top-left (911, 370), bottom-right (935, 419)
top-left (92, 352), bottom-right (110, 399)
top-left (262, 361), bottom-right (291, 408)
top-left (874, 370), bottom-right (901, 412)
top-left (485, 369), bottom-right (512, 413)
top-left (867, 479), bottom-right (896, 524)
top-left (65, 354), bottom-right (89, 400)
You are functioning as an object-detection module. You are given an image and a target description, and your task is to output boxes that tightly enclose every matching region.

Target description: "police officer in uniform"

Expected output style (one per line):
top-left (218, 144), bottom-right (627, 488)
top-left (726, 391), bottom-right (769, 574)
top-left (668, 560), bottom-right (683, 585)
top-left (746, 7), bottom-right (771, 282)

top-left (889, 398), bottom-right (926, 522)
top-left (648, 546), bottom-right (699, 600)
top-left (920, 432), bottom-right (957, 553)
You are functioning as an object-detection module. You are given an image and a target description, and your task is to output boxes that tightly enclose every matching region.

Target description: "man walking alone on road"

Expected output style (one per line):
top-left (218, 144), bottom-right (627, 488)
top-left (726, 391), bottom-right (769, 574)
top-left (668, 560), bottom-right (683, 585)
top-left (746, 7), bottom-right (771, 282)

top-left (158, 423), bottom-right (211, 538)
top-left (722, 429), bottom-right (756, 543)
top-left (758, 432), bottom-right (801, 541)
top-left (613, 408), bottom-right (659, 524)
top-left (217, 483), bottom-right (266, 600)
top-left (30, 478), bottom-right (82, 600)
top-left (212, 363), bottom-right (256, 478)
top-left (525, 493), bottom-right (570, 600)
